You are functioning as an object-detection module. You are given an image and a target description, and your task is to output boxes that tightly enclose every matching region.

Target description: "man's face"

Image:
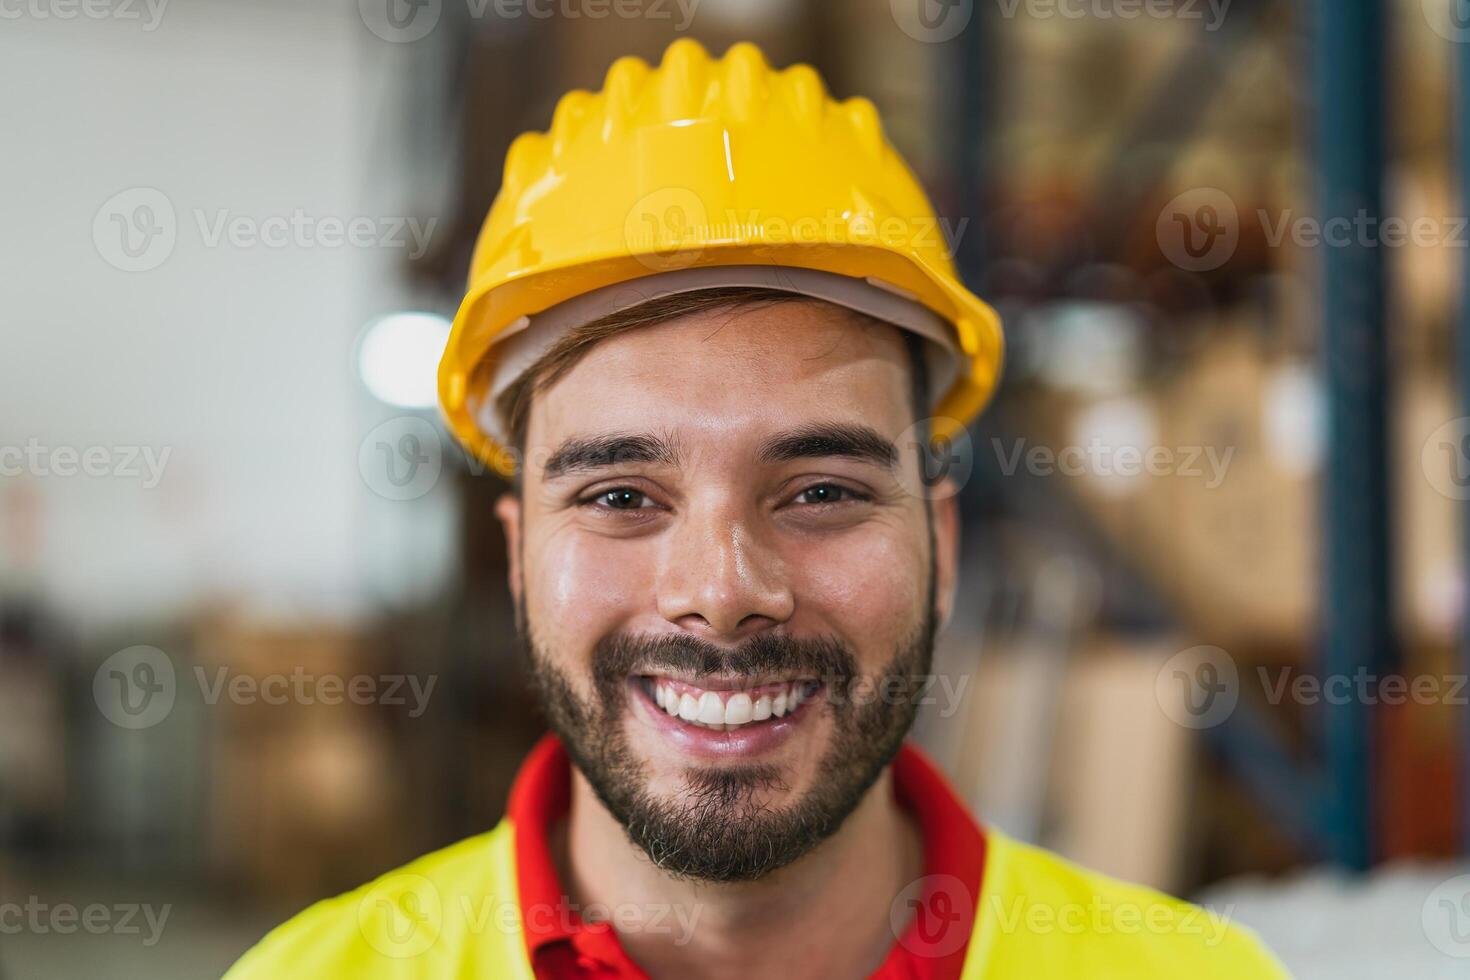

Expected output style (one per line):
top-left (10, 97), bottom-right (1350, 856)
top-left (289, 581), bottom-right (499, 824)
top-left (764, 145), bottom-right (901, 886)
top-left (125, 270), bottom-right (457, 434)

top-left (497, 300), bottom-right (958, 880)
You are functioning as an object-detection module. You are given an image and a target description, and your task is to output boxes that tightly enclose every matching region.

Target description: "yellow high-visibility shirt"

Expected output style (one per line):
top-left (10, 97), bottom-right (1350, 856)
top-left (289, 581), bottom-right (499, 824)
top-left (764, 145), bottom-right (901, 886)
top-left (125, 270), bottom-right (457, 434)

top-left (225, 739), bottom-right (1288, 979)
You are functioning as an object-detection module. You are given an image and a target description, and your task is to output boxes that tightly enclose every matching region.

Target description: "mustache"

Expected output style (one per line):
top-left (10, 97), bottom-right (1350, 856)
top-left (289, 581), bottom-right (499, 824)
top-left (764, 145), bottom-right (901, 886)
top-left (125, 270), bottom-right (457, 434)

top-left (591, 631), bottom-right (857, 690)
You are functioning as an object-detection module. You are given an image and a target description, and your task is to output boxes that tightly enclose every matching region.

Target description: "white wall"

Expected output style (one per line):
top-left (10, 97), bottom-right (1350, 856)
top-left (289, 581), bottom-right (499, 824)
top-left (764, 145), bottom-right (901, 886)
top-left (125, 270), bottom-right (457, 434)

top-left (0, 0), bottom-right (458, 631)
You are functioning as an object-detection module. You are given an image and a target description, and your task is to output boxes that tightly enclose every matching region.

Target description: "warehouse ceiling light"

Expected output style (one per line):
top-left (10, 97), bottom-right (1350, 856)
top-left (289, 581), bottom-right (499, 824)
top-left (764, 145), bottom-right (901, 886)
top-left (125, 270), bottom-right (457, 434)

top-left (357, 312), bottom-right (451, 409)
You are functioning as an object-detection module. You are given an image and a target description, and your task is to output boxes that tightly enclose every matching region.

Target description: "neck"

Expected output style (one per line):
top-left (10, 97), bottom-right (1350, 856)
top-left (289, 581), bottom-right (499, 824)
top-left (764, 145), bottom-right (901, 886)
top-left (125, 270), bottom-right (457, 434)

top-left (559, 764), bottom-right (924, 980)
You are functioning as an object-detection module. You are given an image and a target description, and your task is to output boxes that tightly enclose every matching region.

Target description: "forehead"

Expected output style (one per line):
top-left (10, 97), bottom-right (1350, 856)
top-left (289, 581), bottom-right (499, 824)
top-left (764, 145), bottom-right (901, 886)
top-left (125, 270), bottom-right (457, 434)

top-left (523, 301), bottom-right (915, 464)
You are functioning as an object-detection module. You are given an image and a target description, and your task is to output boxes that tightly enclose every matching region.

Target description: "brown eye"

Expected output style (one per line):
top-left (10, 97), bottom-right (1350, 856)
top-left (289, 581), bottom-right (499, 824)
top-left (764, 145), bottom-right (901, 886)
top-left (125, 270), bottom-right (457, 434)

top-left (796, 484), bottom-right (858, 505)
top-left (598, 488), bottom-right (647, 509)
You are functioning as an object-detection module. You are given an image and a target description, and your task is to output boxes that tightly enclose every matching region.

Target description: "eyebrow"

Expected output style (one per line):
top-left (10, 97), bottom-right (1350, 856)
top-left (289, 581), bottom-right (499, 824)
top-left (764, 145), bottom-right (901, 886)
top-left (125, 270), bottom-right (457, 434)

top-left (540, 422), bottom-right (899, 478)
top-left (541, 432), bottom-right (682, 478)
top-left (756, 422), bottom-right (898, 470)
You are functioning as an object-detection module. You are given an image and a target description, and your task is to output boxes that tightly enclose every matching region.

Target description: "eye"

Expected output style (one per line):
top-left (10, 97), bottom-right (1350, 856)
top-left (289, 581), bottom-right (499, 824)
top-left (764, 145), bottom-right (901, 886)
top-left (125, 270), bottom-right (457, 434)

top-left (793, 483), bottom-right (865, 506)
top-left (588, 487), bottom-right (651, 510)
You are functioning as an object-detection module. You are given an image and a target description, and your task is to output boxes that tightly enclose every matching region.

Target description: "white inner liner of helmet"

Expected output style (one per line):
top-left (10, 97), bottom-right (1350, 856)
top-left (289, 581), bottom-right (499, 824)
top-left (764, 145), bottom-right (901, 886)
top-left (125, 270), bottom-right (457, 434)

top-left (473, 265), bottom-right (964, 445)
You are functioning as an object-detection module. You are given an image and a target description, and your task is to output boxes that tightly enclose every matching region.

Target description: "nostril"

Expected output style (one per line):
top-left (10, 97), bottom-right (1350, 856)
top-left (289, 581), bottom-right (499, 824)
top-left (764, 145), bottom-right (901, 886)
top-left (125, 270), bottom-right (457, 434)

top-left (672, 613), bottom-right (711, 633)
top-left (735, 613), bottom-right (780, 634)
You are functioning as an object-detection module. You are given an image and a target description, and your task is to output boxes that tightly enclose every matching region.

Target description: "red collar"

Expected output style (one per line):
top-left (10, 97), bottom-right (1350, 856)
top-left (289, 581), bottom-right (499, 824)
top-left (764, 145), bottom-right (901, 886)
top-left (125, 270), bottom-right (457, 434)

top-left (508, 734), bottom-right (986, 979)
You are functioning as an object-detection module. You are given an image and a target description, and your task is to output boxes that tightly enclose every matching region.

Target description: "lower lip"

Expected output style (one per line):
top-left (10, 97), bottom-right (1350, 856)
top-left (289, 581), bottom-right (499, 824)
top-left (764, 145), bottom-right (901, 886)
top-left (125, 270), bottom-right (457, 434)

top-left (628, 678), bottom-right (821, 760)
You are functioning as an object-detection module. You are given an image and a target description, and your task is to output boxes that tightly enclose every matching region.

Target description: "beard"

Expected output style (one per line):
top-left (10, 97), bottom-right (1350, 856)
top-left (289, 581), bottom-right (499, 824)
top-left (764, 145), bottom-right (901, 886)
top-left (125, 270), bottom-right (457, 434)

top-left (519, 610), bottom-right (937, 883)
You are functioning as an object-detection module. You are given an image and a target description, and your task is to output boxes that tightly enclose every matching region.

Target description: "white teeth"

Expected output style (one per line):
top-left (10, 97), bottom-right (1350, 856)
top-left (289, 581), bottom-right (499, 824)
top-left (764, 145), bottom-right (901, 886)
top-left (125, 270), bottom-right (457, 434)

top-left (650, 681), bottom-right (813, 729)
top-left (696, 692), bottom-right (725, 725)
top-left (677, 693), bottom-right (699, 722)
top-left (724, 693), bottom-right (753, 725)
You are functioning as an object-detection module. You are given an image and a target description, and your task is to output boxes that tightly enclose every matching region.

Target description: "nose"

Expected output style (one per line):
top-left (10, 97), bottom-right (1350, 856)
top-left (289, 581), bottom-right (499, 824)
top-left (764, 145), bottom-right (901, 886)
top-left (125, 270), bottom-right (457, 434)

top-left (655, 502), bottom-right (795, 641)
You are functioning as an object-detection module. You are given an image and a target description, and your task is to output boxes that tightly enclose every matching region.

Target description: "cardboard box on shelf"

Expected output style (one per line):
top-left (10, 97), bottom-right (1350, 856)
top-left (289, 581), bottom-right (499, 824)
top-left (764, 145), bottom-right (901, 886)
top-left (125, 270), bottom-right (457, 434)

top-left (1388, 166), bottom-right (1455, 357)
top-left (1397, 367), bottom-right (1461, 646)
top-left (1049, 320), bottom-right (1461, 651)
top-left (1028, 325), bottom-right (1318, 654)
top-left (208, 716), bottom-right (400, 904)
top-left (192, 614), bottom-right (381, 730)
top-left (1377, 641), bottom-right (1462, 861)
top-left (1155, 329), bottom-right (1317, 649)
top-left (193, 614), bottom-right (409, 901)
top-left (944, 636), bottom-right (1195, 895)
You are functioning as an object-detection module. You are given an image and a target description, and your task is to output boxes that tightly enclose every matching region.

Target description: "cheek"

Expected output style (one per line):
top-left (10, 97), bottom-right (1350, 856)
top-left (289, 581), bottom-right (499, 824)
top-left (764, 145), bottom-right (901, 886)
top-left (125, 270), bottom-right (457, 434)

top-left (523, 528), bottom-right (657, 656)
top-left (787, 521), bottom-right (930, 659)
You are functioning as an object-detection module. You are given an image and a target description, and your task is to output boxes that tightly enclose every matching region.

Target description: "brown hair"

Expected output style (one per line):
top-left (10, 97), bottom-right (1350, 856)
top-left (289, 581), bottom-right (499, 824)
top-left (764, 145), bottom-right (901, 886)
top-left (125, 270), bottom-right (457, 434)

top-left (495, 286), bottom-right (931, 463)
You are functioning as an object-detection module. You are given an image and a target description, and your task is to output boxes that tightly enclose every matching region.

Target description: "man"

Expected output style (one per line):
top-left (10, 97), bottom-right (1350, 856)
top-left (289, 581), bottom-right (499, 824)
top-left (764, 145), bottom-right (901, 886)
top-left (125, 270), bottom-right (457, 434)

top-left (226, 40), bottom-right (1285, 979)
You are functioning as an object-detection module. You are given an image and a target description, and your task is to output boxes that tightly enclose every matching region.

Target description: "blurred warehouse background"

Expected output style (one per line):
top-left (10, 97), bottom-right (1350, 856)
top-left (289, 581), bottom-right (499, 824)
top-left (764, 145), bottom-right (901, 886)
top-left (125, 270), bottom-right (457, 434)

top-left (3, 0), bottom-right (1470, 976)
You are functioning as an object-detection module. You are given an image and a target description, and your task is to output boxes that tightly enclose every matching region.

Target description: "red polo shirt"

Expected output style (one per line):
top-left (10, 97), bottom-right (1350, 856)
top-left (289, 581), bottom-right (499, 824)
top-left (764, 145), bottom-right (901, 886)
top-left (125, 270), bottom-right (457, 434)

top-left (508, 735), bottom-right (987, 979)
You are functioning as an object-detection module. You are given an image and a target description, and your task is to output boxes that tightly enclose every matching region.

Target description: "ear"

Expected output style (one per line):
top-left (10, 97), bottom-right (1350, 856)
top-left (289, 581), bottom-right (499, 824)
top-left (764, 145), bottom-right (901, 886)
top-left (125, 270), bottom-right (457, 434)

top-left (495, 491), bottom-right (524, 608)
top-left (930, 481), bottom-right (961, 630)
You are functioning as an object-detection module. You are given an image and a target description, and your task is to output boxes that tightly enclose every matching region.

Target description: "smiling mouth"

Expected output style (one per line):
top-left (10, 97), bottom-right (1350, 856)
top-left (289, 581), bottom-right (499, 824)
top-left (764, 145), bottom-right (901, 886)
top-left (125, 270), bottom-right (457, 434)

top-left (634, 675), bottom-right (823, 732)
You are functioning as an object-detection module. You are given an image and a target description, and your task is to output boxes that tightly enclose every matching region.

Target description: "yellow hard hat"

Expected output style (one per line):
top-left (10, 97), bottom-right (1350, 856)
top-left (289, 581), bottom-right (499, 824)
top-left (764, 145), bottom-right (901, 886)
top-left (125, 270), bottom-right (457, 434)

top-left (437, 38), bottom-right (1004, 477)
